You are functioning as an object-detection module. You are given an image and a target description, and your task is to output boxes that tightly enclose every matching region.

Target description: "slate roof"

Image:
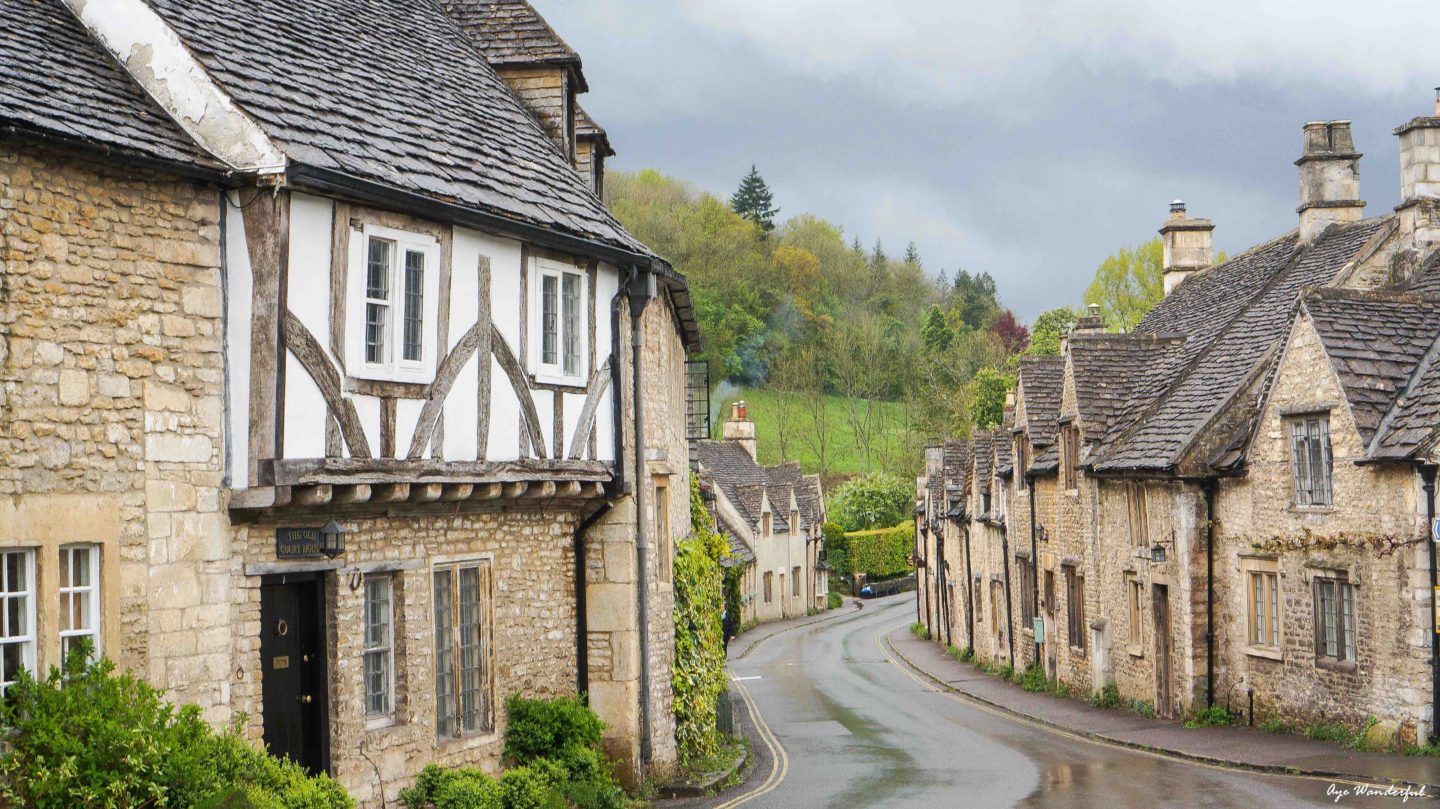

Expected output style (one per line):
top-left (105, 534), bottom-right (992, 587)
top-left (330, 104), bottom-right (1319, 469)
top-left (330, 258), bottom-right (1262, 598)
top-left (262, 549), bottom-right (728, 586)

top-left (575, 106), bottom-right (613, 153)
top-left (1302, 289), bottom-right (1440, 445)
top-left (694, 440), bottom-right (810, 533)
top-left (1016, 356), bottom-right (1064, 449)
top-left (1406, 249), bottom-right (1440, 297)
top-left (145, 0), bottom-right (644, 254)
top-left (1095, 218), bottom-right (1391, 472)
top-left (1372, 354), bottom-right (1440, 460)
top-left (994, 434), bottom-right (1014, 478)
top-left (973, 432), bottom-right (995, 486)
top-left (440, 0), bottom-right (583, 74)
top-left (943, 440), bottom-right (970, 516)
top-left (0, 0), bottom-right (218, 168)
top-left (1068, 333), bottom-right (1186, 445)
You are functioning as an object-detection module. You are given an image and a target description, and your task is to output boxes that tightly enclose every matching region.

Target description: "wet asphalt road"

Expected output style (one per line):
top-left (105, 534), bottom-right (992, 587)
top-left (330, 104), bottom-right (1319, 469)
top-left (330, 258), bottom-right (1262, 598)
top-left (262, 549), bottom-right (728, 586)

top-left (677, 595), bottom-right (1421, 809)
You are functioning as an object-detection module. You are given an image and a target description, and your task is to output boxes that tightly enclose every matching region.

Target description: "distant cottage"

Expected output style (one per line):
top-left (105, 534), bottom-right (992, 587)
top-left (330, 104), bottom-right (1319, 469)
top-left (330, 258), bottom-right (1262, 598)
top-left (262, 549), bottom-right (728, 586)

top-left (0, 0), bottom-right (695, 800)
top-left (919, 103), bottom-right (1440, 747)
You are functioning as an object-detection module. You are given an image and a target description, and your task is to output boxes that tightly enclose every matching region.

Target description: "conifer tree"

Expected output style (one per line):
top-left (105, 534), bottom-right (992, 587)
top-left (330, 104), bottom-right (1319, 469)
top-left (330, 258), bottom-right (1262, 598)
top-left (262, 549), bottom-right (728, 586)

top-left (903, 241), bottom-right (921, 266)
top-left (730, 165), bottom-right (780, 232)
top-left (870, 239), bottom-right (888, 270)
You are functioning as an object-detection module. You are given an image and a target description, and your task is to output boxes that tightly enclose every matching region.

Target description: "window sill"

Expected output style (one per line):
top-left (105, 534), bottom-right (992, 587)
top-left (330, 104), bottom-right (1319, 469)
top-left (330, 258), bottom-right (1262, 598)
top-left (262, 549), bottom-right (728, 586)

top-left (1245, 645), bottom-right (1283, 661)
top-left (1315, 657), bottom-right (1358, 674)
top-left (1288, 505), bottom-right (1335, 515)
top-left (530, 371), bottom-right (589, 391)
top-left (1068, 645), bottom-right (1087, 657)
top-left (1127, 644), bottom-right (1144, 658)
top-left (436, 729), bottom-right (500, 751)
top-left (366, 716), bottom-right (398, 732)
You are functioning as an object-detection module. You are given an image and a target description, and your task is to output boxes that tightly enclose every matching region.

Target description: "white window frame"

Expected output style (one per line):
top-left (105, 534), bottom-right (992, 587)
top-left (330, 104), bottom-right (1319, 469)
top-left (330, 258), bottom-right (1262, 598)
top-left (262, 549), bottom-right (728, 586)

top-left (363, 574), bottom-right (396, 727)
top-left (528, 257), bottom-right (589, 386)
top-left (0, 549), bottom-right (37, 695)
top-left (58, 544), bottom-right (100, 663)
top-left (346, 224), bottom-right (441, 384)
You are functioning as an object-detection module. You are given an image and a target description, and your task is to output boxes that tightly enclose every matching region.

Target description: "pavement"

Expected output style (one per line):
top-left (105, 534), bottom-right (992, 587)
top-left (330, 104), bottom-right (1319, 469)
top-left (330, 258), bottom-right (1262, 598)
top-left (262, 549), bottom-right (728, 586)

top-left (662, 595), bottom-right (1438, 808)
top-left (887, 622), bottom-right (1440, 790)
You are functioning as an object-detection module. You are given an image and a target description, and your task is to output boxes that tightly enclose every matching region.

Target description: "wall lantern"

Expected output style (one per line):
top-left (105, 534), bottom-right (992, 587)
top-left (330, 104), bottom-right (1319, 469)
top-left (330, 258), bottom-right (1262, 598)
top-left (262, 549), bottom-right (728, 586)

top-left (321, 519), bottom-right (347, 559)
top-left (1150, 542), bottom-right (1167, 564)
top-left (1036, 525), bottom-right (1049, 543)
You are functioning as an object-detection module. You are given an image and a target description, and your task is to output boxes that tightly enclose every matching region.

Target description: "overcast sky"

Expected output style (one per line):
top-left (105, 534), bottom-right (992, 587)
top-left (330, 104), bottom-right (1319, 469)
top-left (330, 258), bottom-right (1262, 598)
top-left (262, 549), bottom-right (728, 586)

top-left (542, 1), bottom-right (1440, 321)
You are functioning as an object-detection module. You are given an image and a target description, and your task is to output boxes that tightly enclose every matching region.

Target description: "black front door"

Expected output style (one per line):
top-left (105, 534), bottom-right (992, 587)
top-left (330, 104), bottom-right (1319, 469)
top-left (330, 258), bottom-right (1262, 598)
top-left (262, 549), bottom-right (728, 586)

top-left (260, 574), bottom-right (329, 775)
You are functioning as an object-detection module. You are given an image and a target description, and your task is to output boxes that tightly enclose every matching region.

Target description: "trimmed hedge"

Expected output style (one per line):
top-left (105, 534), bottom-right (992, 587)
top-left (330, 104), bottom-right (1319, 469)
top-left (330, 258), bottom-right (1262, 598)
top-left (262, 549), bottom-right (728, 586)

top-left (837, 522), bottom-right (912, 579)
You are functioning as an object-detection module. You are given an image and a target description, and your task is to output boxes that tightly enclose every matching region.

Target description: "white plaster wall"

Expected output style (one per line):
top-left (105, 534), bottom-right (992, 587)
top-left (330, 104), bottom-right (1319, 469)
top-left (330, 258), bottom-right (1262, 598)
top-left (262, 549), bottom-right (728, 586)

top-left (395, 398), bottom-right (423, 459)
top-left (283, 353), bottom-right (326, 459)
top-left (224, 198), bottom-right (253, 486)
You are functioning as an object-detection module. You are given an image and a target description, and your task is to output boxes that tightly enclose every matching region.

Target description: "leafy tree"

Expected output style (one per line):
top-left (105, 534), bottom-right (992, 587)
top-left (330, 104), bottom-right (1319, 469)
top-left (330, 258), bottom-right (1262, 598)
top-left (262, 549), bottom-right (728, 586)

top-left (1085, 237), bottom-right (1163, 332)
top-left (966, 367), bottom-right (1015, 430)
top-left (921, 305), bottom-right (954, 354)
top-left (730, 164), bottom-right (779, 232)
top-left (827, 474), bottom-right (914, 532)
top-left (1026, 306), bottom-right (1080, 356)
top-left (991, 309), bottom-right (1029, 354)
top-left (903, 241), bottom-right (921, 266)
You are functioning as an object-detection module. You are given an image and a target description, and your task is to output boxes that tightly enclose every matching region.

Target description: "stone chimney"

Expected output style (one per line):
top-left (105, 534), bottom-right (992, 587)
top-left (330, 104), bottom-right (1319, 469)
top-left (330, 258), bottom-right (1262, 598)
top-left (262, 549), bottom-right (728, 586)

top-left (1159, 200), bottom-right (1215, 294)
top-left (1074, 303), bottom-right (1105, 334)
top-left (1296, 120), bottom-right (1364, 243)
top-left (721, 401), bottom-right (757, 460)
top-left (1394, 89), bottom-right (1440, 256)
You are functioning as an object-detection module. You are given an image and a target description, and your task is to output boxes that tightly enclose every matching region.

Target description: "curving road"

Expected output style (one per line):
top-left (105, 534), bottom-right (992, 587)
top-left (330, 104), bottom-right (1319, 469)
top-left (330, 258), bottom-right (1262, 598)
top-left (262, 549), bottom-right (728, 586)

top-left (676, 594), bottom-right (1415, 809)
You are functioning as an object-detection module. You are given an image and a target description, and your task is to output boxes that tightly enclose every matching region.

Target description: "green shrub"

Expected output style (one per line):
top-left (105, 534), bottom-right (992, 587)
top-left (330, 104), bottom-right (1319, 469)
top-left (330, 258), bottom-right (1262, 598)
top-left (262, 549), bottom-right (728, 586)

top-left (1015, 665), bottom-right (1048, 693)
top-left (997, 663), bottom-right (1015, 683)
top-left (1049, 681), bottom-right (1072, 700)
top-left (828, 474), bottom-right (913, 532)
top-left (1182, 705), bottom-right (1236, 729)
top-left (910, 622), bottom-right (930, 640)
top-left (0, 648), bottom-right (351, 809)
top-left (1126, 698), bottom-right (1156, 719)
top-left (842, 523), bottom-right (913, 579)
top-left (502, 695), bottom-right (604, 769)
top-left (1258, 717), bottom-right (1289, 734)
top-left (1304, 722), bottom-right (1352, 744)
top-left (826, 591), bottom-right (843, 610)
top-left (1089, 683), bottom-right (1121, 710)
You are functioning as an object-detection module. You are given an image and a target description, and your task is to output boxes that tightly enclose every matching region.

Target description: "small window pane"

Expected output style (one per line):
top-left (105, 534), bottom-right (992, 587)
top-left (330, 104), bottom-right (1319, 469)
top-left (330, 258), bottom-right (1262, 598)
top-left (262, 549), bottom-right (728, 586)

top-left (562, 273), bottom-right (580, 376)
top-left (366, 303), bottom-right (388, 364)
top-left (403, 251), bottom-right (424, 362)
top-left (433, 570), bottom-right (456, 737)
top-left (0, 550), bottom-right (35, 694)
top-left (367, 238), bottom-right (391, 299)
top-left (542, 275), bottom-right (558, 366)
top-left (364, 576), bottom-right (393, 719)
top-left (58, 546), bottom-right (98, 662)
top-left (1341, 583), bottom-right (1355, 661)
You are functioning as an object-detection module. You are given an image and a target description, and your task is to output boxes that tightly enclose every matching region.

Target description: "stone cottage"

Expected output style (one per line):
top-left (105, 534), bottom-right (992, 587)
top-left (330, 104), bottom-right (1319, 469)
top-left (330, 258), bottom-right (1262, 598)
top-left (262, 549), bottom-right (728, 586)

top-left (693, 403), bottom-right (827, 626)
top-left (0, 0), bottom-right (697, 801)
top-left (917, 96), bottom-right (1440, 744)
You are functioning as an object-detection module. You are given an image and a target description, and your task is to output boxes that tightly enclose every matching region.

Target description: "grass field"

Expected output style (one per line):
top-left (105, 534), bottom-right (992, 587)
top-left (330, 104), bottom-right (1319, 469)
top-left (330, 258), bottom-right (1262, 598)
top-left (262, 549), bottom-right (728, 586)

top-left (713, 388), bottom-right (919, 481)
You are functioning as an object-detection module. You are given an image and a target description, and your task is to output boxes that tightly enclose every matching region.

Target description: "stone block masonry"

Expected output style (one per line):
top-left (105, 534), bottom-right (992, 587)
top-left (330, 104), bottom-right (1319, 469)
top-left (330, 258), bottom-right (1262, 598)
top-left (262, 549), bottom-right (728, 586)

top-left (0, 145), bottom-right (230, 721)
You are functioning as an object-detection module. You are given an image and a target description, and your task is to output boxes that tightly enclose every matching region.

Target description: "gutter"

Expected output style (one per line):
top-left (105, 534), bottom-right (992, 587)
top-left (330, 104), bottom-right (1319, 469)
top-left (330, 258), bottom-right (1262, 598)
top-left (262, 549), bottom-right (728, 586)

top-left (1422, 464), bottom-right (1439, 743)
top-left (574, 496), bottom-right (616, 699)
top-left (1027, 475), bottom-right (1040, 667)
top-left (1203, 478), bottom-right (1218, 708)
top-left (1, 123), bottom-right (227, 182)
top-left (627, 267), bottom-right (654, 767)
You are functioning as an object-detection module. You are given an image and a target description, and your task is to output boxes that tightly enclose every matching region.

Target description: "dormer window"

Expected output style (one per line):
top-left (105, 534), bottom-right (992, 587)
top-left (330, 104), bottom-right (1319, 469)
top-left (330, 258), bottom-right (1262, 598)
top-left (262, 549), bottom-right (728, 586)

top-left (347, 225), bottom-right (440, 384)
top-left (529, 257), bottom-right (589, 385)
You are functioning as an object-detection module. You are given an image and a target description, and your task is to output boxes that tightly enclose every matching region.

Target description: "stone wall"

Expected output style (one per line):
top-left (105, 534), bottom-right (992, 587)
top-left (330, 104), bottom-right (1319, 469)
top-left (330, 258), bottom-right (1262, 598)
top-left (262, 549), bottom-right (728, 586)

top-left (1213, 315), bottom-right (1430, 738)
top-left (0, 144), bottom-right (230, 720)
top-left (231, 509), bottom-right (580, 806)
top-left (495, 65), bottom-right (572, 161)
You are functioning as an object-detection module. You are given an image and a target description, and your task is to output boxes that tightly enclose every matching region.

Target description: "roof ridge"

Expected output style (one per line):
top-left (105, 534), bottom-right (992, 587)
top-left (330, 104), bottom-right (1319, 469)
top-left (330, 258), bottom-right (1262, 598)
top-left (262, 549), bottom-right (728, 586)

top-left (1093, 234), bottom-right (1313, 469)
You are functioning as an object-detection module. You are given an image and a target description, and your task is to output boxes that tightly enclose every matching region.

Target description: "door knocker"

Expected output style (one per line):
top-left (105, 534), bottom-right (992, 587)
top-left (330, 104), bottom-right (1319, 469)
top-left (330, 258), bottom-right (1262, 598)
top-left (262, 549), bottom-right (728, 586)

top-left (275, 618), bottom-right (289, 637)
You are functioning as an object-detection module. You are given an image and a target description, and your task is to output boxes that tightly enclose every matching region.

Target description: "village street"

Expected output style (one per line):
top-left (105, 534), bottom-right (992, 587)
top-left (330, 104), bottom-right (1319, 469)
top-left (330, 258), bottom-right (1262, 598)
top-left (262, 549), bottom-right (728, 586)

top-left (671, 595), bottom-right (1406, 809)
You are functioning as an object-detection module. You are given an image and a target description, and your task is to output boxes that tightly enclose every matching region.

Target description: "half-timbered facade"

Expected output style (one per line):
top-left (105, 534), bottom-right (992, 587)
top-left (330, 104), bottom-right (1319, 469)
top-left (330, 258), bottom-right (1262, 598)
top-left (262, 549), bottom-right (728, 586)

top-left (2, 0), bottom-right (695, 801)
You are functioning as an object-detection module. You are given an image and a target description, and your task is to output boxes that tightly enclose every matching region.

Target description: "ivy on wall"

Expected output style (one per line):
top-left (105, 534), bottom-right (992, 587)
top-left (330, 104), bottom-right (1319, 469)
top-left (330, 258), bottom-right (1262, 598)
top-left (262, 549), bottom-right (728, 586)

top-left (671, 478), bottom-right (730, 767)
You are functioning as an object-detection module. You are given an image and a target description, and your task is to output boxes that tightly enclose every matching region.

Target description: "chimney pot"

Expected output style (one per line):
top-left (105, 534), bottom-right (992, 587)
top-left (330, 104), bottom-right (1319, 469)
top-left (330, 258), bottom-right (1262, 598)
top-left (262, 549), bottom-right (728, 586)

top-left (721, 401), bottom-right (757, 459)
top-left (1170, 200), bottom-right (1186, 217)
top-left (1087, 303), bottom-right (1100, 316)
top-left (1434, 86), bottom-right (1440, 116)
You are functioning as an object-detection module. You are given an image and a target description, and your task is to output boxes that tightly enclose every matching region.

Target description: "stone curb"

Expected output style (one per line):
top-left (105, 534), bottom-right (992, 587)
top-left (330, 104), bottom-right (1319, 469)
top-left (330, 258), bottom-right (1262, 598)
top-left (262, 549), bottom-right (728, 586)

top-left (884, 629), bottom-right (1440, 792)
top-left (658, 745), bottom-right (750, 799)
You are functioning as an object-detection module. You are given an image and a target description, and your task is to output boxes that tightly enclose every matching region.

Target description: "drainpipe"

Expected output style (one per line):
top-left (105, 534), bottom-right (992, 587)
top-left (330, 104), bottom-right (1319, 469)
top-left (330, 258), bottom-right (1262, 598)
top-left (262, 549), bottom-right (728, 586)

top-left (915, 519), bottom-right (923, 625)
top-left (610, 286), bottom-right (626, 493)
top-left (1028, 475), bottom-right (1040, 668)
top-left (1422, 464), bottom-right (1438, 743)
top-left (627, 267), bottom-right (653, 767)
top-left (1001, 520), bottom-right (1016, 666)
top-left (574, 498), bottom-right (616, 700)
top-left (962, 519), bottom-right (975, 655)
top-left (1203, 479), bottom-right (1218, 708)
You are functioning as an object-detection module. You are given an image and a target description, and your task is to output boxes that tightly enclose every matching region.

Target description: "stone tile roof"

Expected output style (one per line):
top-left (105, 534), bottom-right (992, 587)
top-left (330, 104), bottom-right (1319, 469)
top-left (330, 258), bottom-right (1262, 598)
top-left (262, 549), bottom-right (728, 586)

top-left (1095, 218), bottom-right (1391, 472)
top-left (694, 440), bottom-right (806, 533)
top-left (1068, 333), bottom-right (1186, 445)
top-left (1030, 444), bottom-right (1060, 475)
top-left (943, 439), bottom-right (970, 516)
top-left (1303, 289), bottom-right (1440, 445)
top-left (1405, 249), bottom-right (1440, 297)
top-left (995, 434), bottom-right (1014, 478)
top-left (0, 0), bottom-right (218, 167)
top-left (1372, 352), bottom-right (1440, 460)
top-left (973, 431), bottom-right (995, 486)
top-left (711, 498), bottom-right (755, 566)
top-left (439, 1), bottom-right (581, 69)
top-left (145, 0), bottom-right (645, 254)
top-left (1016, 356), bottom-right (1064, 449)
